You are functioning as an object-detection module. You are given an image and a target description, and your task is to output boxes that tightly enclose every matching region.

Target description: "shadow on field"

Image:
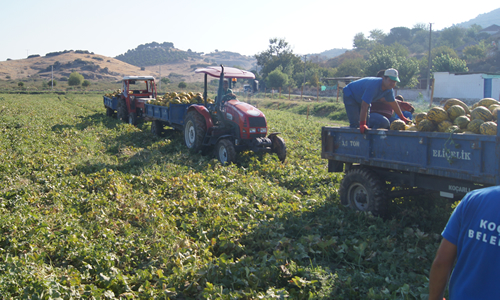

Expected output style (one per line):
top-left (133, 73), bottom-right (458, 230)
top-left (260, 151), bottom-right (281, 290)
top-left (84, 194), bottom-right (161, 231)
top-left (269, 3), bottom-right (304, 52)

top-left (51, 113), bottom-right (122, 132)
top-left (201, 192), bottom-right (452, 298)
top-left (50, 112), bottom-right (195, 175)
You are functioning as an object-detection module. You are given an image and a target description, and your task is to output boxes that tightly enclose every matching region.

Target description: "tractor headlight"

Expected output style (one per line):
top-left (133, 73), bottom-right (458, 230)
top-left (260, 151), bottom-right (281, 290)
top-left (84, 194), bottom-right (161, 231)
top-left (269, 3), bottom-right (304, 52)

top-left (249, 128), bottom-right (256, 133)
top-left (259, 128), bottom-right (267, 133)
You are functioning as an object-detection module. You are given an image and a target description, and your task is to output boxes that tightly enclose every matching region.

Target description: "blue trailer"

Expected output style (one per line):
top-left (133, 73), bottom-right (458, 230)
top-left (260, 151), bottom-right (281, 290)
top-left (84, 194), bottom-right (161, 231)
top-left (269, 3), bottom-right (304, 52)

top-left (103, 95), bottom-right (118, 117)
top-left (321, 126), bottom-right (500, 216)
top-left (143, 103), bottom-right (203, 134)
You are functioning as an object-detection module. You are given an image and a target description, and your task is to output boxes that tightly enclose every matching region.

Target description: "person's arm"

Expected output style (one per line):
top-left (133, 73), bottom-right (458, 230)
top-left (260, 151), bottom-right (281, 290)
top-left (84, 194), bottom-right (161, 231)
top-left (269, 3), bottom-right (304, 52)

top-left (359, 101), bottom-right (370, 133)
top-left (429, 238), bottom-right (457, 300)
top-left (387, 101), bottom-right (410, 123)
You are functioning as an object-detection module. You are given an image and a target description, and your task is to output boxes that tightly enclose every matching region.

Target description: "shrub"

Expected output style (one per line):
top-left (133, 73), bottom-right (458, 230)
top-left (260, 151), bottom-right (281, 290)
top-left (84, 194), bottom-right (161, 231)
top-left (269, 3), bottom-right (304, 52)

top-left (68, 72), bottom-right (84, 86)
top-left (82, 80), bottom-right (91, 88)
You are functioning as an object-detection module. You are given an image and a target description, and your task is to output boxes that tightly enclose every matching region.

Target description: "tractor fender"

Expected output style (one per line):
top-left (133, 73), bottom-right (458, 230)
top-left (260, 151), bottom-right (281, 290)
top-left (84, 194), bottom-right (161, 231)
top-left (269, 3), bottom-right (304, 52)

top-left (187, 105), bottom-right (214, 130)
top-left (267, 132), bottom-right (282, 138)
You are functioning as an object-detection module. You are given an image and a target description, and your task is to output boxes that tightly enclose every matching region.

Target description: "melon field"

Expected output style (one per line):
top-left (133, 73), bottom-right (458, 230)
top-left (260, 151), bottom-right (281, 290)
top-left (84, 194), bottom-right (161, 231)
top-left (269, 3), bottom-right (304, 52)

top-left (0, 93), bottom-right (454, 299)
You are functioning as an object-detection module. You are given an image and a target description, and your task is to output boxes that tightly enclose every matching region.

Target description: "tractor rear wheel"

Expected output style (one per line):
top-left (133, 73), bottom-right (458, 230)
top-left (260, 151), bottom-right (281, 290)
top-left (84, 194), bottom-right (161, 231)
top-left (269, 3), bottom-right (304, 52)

top-left (271, 135), bottom-right (286, 163)
top-left (117, 99), bottom-right (128, 123)
top-left (184, 111), bottom-right (206, 152)
top-left (215, 139), bottom-right (236, 165)
top-left (339, 168), bottom-right (387, 216)
top-left (151, 120), bottom-right (163, 136)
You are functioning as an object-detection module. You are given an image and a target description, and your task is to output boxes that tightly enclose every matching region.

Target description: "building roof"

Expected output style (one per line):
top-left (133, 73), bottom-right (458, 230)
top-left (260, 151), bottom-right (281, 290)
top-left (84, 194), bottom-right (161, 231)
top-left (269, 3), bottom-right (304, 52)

top-left (480, 24), bottom-right (500, 33)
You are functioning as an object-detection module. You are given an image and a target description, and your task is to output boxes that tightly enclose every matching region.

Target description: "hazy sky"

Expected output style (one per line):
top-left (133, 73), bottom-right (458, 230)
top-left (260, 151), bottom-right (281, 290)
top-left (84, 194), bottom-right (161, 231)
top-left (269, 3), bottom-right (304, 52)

top-left (2, 0), bottom-right (499, 61)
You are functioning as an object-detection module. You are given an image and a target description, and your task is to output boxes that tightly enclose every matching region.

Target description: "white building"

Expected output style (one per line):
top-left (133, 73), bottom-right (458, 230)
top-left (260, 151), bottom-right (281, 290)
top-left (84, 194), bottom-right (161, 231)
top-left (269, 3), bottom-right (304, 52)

top-left (432, 72), bottom-right (500, 104)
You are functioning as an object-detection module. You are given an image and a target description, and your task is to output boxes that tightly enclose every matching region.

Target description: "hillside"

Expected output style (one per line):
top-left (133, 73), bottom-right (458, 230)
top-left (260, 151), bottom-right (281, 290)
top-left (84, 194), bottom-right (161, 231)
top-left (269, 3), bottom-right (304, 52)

top-left (0, 52), bottom-right (151, 82)
top-left (114, 42), bottom-right (257, 72)
top-left (456, 7), bottom-right (500, 28)
top-left (0, 48), bottom-right (257, 83)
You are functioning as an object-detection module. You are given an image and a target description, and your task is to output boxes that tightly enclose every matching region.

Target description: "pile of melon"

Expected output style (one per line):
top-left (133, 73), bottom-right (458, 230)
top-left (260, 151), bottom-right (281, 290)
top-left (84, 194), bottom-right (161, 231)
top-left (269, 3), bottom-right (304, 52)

top-left (104, 89), bottom-right (121, 98)
top-left (390, 98), bottom-right (499, 135)
top-left (147, 91), bottom-right (214, 107)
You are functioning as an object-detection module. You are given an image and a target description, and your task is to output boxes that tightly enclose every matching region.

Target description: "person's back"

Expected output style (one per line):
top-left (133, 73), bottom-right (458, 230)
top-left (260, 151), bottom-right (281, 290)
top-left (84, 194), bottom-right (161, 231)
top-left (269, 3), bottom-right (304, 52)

top-left (441, 186), bottom-right (500, 299)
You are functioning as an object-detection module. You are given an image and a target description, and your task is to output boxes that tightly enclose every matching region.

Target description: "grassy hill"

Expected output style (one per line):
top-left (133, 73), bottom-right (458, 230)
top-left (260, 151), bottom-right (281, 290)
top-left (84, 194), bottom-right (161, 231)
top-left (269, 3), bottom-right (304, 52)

top-left (0, 48), bottom-right (257, 84)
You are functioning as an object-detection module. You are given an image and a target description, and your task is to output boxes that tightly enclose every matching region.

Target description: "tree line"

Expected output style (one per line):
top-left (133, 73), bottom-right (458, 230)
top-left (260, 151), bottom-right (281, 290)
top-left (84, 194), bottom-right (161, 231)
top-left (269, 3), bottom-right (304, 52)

top-left (256, 24), bottom-right (499, 90)
top-left (115, 42), bottom-right (200, 67)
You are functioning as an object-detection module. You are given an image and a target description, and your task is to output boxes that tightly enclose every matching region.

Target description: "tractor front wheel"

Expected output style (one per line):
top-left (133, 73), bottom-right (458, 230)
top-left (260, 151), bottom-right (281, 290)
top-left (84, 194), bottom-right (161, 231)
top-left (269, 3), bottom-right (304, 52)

top-left (271, 135), bottom-right (287, 163)
top-left (184, 111), bottom-right (206, 152)
top-left (215, 139), bottom-right (236, 165)
top-left (339, 168), bottom-right (387, 216)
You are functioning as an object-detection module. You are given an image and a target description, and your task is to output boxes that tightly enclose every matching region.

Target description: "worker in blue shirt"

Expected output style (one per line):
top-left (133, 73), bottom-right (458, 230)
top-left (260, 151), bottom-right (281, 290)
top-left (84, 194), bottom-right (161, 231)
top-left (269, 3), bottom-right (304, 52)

top-left (343, 68), bottom-right (410, 133)
top-left (429, 186), bottom-right (500, 300)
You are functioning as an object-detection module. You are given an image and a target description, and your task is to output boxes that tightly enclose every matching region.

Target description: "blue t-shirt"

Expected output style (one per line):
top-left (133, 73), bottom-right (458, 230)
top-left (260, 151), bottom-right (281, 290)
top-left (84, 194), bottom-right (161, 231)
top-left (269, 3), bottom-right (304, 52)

top-left (343, 77), bottom-right (395, 105)
top-left (442, 186), bottom-right (500, 299)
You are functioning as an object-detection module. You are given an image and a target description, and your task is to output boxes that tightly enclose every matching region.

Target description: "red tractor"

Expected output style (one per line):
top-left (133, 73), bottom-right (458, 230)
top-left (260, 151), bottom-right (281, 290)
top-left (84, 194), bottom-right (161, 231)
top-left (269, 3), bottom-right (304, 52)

top-left (185, 66), bottom-right (286, 164)
top-left (104, 76), bottom-right (157, 125)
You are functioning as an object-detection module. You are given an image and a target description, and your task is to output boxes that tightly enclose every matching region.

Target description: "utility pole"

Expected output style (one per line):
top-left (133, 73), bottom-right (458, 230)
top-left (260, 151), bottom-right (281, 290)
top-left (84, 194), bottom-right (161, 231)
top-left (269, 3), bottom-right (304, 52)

top-left (159, 65), bottom-right (161, 92)
top-left (51, 65), bottom-right (53, 90)
top-left (303, 55), bottom-right (307, 87)
top-left (426, 23), bottom-right (433, 100)
top-left (302, 55), bottom-right (307, 100)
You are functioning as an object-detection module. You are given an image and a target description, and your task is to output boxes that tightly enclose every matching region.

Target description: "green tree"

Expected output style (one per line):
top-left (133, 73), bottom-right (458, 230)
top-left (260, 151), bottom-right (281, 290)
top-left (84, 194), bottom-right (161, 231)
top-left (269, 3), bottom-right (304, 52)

top-left (82, 80), bottom-right (91, 88)
top-left (353, 32), bottom-right (370, 49)
top-left (161, 77), bottom-right (170, 84)
top-left (397, 58), bottom-right (420, 88)
top-left (369, 29), bottom-right (386, 44)
top-left (47, 79), bottom-right (57, 87)
top-left (68, 72), bottom-right (84, 86)
top-left (18, 82), bottom-right (24, 88)
top-left (438, 25), bottom-right (466, 48)
top-left (334, 58), bottom-right (365, 77)
top-left (462, 41), bottom-right (487, 61)
top-left (364, 45), bottom-right (402, 76)
top-left (364, 44), bottom-right (419, 88)
top-left (178, 82), bottom-right (187, 89)
top-left (255, 38), bottom-right (301, 87)
top-left (309, 73), bottom-right (320, 87)
top-left (267, 67), bottom-right (289, 89)
top-left (432, 54), bottom-right (469, 73)
top-left (432, 46), bottom-right (459, 59)
top-left (384, 27), bottom-right (412, 45)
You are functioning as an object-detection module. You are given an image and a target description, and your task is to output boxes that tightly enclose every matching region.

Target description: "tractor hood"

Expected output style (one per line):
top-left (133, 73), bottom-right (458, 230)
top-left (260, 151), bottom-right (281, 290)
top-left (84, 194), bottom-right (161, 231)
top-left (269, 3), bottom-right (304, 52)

top-left (227, 99), bottom-right (264, 118)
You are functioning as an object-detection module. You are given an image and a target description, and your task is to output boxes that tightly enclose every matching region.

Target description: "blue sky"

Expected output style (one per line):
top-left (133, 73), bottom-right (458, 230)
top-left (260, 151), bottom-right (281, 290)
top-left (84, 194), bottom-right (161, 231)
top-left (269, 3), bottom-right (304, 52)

top-left (1, 0), bottom-right (499, 61)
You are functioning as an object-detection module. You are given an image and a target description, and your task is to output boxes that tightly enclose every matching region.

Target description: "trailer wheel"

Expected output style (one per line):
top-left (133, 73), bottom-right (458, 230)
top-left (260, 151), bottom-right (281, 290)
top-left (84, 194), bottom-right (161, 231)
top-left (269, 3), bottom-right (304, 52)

top-left (128, 112), bottom-right (137, 126)
top-left (215, 139), bottom-right (236, 165)
top-left (339, 168), bottom-right (387, 216)
top-left (271, 135), bottom-right (287, 163)
top-left (106, 107), bottom-right (114, 117)
top-left (184, 111), bottom-right (206, 152)
top-left (117, 99), bottom-right (128, 122)
top-left (151, 120), bottom-right (163, 136)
